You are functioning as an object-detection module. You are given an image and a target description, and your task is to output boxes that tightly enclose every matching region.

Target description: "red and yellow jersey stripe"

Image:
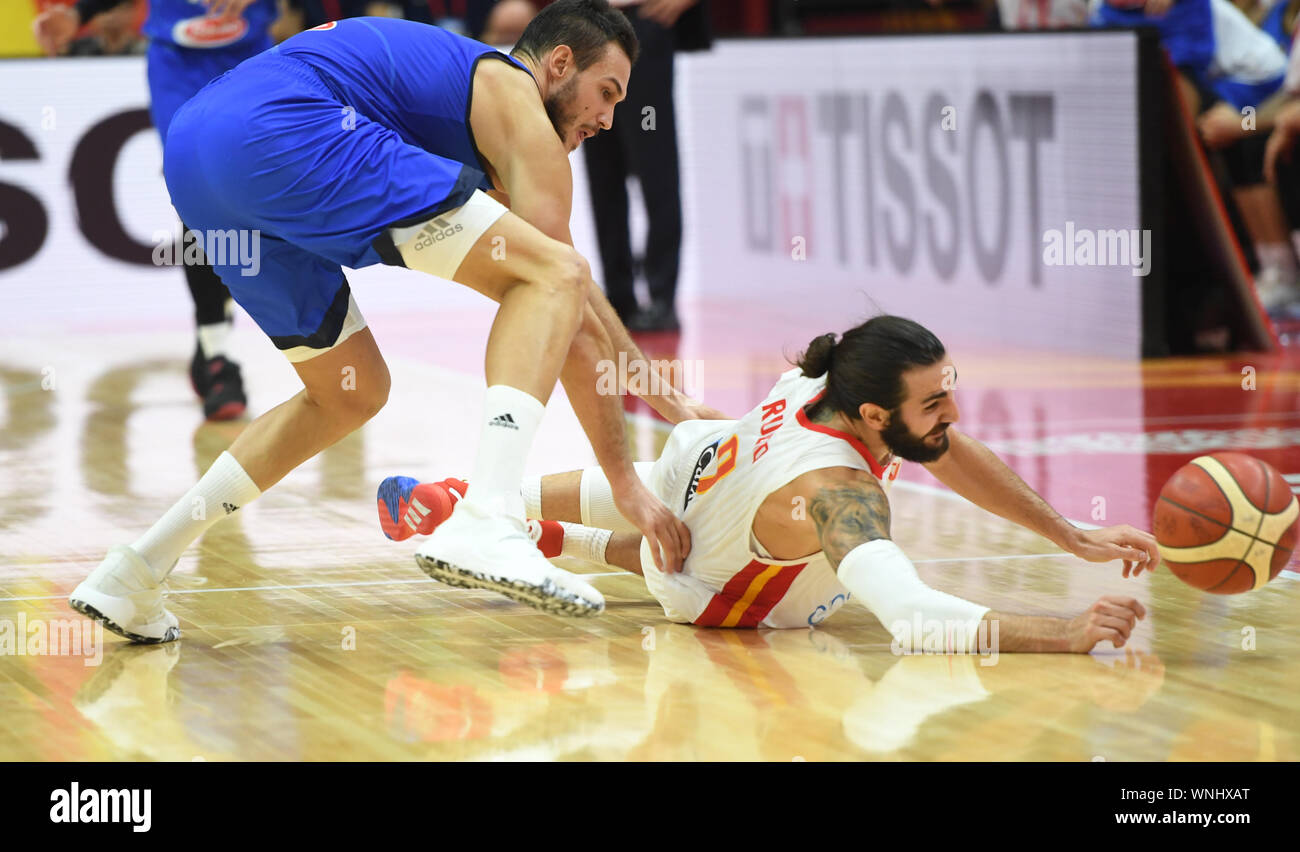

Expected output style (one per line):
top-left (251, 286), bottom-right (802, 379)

top-left (693, 560), bottom-right (808, 628)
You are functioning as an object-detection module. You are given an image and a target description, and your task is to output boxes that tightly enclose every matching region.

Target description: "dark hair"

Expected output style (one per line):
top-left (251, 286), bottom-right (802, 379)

top-left (512, 0), bottom-right (639, 69)
top-left (796, 315), bottom-right (946, 417)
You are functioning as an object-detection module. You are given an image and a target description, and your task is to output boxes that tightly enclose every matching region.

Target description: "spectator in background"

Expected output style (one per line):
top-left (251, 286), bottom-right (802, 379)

top-left (67, 0), bottom-right (146, 55)
top-left (990, 0), bottom-right (1089, 29)
top-left (1194, 0), bottom-right (1300, 315)
top-left (480, 0), bottom-right (538, 44)
top-left (582, 0), bottom-right (712, 332)
top-left (1262, 3), bottom-right (1300, 315)
top-left (1094, 0), bottom-right (1300, 316)
top-left (1092, 0), bottom-right (1286, 116)
top-left (34, 0), bottom-right (280, 420)
top-left (277, 0), bottom-right (470, 37)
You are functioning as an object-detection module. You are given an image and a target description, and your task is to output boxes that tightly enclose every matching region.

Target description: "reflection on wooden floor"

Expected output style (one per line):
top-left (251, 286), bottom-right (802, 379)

top-left (1, 308), bottom-right (1297, 761)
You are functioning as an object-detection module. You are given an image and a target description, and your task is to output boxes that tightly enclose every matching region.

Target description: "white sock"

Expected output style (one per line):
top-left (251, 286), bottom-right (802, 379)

top-left (197, 320), bottom-right (232, 360)
top-left (131, 451), bottom-right (261, 582)
top-left (521, 475), bottom-right (543, 518)
top-left (466, 385), bottom-right (545, 518)
top-left (558, 522), bottom-right (612, 565)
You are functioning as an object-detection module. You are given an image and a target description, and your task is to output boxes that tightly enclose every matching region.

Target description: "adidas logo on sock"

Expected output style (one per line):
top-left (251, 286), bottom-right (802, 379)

top-left (489, 413), bottom-right (519, 430)
top-left (222, 502), bottom-right (240, 515)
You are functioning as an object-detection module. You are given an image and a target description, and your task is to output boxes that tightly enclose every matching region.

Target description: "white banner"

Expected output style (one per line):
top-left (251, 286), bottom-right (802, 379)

top-left (674, 33), bottom-right (1144, 357)
top-left (1, 34), bottom-right (1144, 356)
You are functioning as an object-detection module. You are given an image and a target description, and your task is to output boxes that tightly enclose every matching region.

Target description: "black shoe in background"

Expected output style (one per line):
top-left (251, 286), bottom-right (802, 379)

top-left (627, 301), bottom-right (680, 333)
top-left (189, 344), bottom-right (247, 421)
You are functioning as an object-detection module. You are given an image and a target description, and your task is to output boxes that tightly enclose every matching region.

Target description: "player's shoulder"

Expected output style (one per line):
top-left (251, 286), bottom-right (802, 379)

top-left (471, 50), bottom-right (536, 95)
top-left (469, 53), bottom-right (550, 154)
top-left (787, 465), bottom-right (883, 499)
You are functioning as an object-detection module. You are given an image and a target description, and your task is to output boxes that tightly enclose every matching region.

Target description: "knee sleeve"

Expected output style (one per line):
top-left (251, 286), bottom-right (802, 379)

top-left (579, 463), bottom-right (656, 533)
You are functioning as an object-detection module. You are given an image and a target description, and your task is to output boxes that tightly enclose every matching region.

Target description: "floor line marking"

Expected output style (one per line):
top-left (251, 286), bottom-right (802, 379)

top-left (0, 571), bottom-right (634, 602)
top-left (0, 555), bottom-right (1103, 603)
top-left (4, 554), bottom-right (1293, 603)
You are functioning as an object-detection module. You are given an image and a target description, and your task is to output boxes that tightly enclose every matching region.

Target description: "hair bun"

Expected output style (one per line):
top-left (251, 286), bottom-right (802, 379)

top-left (797, 333), bottom-right (837, 378)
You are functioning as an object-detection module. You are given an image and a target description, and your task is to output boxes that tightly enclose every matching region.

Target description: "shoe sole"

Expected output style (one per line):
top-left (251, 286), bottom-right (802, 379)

top-left (414, 553), bottom-right (602, 618)
top-left (69, 595), bottom-right (180, 644)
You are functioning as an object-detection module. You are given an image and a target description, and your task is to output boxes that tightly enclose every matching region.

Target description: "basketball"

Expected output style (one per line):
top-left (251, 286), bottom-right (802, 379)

top-left (1152, 453), bottom-right (1299, 594)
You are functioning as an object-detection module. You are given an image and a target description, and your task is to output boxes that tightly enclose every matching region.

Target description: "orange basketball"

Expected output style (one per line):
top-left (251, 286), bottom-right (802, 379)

top-left (1152, 453), bottom-right (1298, 594)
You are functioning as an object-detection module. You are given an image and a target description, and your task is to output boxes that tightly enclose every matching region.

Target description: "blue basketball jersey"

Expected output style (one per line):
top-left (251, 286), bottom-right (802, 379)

top-left (275, 17), bottom-right (536, 191)
top-left (143, 0), bottom-right (278, 52)
top-left (1261, 0), bottom-right (1294, 51)
top-left (1092, 0), bottom-right (1216, 71)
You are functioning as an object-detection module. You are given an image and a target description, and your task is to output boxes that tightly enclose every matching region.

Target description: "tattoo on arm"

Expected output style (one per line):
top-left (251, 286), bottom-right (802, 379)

top-left (810, 483), bottom-right (892, 567)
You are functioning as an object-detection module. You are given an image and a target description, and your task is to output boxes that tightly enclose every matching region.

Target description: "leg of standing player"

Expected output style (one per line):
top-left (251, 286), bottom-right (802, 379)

top-left (147, 42), bottom-right (255, 421)
top-left (69, 204), bottom-right (602, 640)
top-left (182, 235), bottom-right (247, 420)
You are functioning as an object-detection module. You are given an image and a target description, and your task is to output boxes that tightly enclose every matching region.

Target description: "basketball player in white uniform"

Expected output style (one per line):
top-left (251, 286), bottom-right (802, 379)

top-left (383, 315), bottom-right (1160, 653)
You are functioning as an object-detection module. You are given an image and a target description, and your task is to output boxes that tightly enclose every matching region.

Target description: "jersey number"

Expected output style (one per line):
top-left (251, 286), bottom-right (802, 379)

top-left (695, 434), bottom-right (738, 495)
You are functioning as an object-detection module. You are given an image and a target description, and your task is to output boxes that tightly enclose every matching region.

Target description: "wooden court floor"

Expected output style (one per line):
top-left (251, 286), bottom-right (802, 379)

top-left (1, 300), bottom-right (1298, 761)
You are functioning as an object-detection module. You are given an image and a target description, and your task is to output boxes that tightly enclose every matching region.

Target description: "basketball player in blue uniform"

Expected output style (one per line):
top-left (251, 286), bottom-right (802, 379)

top-left (69, 1), bottom-right (710, 642)
top-left (34, 0), bottom-right (280, 419)
top-left (1092, 0), bottom-right (1288, 110)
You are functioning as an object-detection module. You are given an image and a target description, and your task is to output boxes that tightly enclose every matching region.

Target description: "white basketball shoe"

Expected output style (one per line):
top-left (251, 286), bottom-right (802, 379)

top-left (415, 498), bottom-right (605, 617)
top-left (69, 545), bottom-right (181, 643)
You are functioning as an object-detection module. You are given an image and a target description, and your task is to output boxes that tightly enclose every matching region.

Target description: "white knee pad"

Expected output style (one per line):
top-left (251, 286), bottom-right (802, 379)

top-left (579, 463), bottom-right (656, 533)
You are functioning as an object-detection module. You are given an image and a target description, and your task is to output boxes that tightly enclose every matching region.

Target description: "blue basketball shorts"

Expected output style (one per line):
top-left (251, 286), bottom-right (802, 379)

top-left (146, 39), bottom-right (269, 144)
top-left (163, 49), bottom-right (485, 359)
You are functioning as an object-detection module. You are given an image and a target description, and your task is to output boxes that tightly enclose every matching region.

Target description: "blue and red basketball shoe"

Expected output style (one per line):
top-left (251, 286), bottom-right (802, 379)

top-left (377, 476), bottom-right (564, 557)
top-left (377, 476), bottom-right (467, 542)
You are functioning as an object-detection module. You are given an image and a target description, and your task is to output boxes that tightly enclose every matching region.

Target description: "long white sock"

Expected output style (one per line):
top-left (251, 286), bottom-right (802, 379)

top-left (558, 522), bottom-right (612, 565)
top-left (466, 385), bottom-right (545, 518)
top-left (521, 475), bottom-right (543, 518)
top-left (131, 451), bottom-right (261, 582)
top-left (197, 320), bottom-right (232, 359)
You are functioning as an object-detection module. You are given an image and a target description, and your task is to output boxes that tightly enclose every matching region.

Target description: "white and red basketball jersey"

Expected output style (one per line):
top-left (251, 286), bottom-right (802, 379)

top-left (640, 369), bottom-right (902, 629)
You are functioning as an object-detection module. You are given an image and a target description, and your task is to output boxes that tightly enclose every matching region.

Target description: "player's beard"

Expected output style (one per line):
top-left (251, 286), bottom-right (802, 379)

top-left (544, 74), bottom-right (581, 147)
top-left (881, 412), bottom-right (950, 463)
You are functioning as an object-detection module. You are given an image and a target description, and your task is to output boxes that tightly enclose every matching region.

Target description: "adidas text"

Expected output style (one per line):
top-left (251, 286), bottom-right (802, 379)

top-left (413, 218), bottom-right (463, 250)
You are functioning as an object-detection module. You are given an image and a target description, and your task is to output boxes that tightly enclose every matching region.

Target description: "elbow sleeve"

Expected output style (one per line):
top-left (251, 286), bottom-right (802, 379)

top-left (837, 539), bottom-right (990, 653)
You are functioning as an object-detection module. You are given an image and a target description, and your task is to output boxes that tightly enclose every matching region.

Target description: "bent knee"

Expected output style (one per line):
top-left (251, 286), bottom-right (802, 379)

top-left (535, 245), bottom-right (588, 302)
top-left (310, 365), bottom-right (390, 423)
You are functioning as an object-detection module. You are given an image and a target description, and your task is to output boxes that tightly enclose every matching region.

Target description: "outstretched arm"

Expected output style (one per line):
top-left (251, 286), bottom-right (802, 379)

top-left (922, 428), bottom-right (1160, 576)
top-left (807, 468), bottom-right (1145, 653)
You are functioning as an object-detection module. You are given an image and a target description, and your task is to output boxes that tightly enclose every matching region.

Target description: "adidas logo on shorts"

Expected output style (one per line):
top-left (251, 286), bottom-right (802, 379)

top-left (413, 217), bottom-right (464, 250)
top-left (489, 413), bottom-right (519, 430)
